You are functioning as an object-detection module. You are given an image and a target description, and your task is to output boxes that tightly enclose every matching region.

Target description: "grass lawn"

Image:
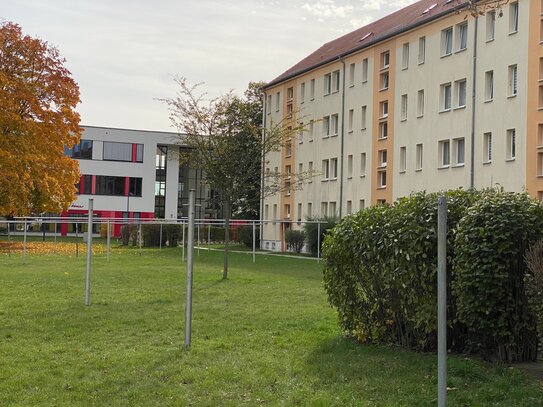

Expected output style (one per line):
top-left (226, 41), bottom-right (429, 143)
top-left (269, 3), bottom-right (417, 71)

top-left (0, 247), bottom-right (542, 406)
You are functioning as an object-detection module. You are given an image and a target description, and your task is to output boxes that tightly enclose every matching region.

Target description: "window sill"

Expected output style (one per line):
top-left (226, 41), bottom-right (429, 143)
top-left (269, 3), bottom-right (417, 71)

top-left (378, 137), bottom-right (388, 141)
top-left (324, 92), bottom-right (330, 97)
top-left (507, 94), bottom-right (518, 99)
top-left (300, 101), bottom-right (304, 104)
top-left (399, 170), bottom-right (406, 174)
top-left (377, 186), bottom-right (387, 190)
top-left (361, 127), bottom-right (367, 131)
top-left (484, 99), bottom-right (493, 103)
top-left (509, 30), bottom-right (518, 36)
top-left (348, 130), bottom-right (354, 134)
top-left (347, 176), bottom-right (352, 180)
top-left (417, 114), bottom-right (424, 119)
top-left (381, 66), bottom-right (390, 71)
top-left (360, 174), bottom-right (366, 178)
top-left (486, 38), bottom-right (495, 44)
top-left (401, 66), bottom-right (408, 71)
top-left (440, 52), bottom-right (452, 59)
top-left (483, 160), bottom-right (492, 165)
top-left (438, 165), bottom-right (450, 170)
top-left (455, 47), bottom-right (467, 54)
top-left (418, 61), bottom-right (425, 66)
top-left (310, 98), bottom-right (315, 101)
top-left (439, 108), bottom-right (451, 114)
top-left (415, 168), bottom-right (423, 172)
top-left (379, 115), bottom-right (389, 120)
top-left (332, 90), bottom-right (340, 94)
top-left (330, 177), bottom-right (338, 181)
top-left (380, 87), bottom-right (389, 92)
top-left (400, 118), bottom-right (407, 122)
top-left (452, 163), bottom-right (465, 168)
top-left (377, 165), bottom-right (387, 169)
top-left (506, 158), bottom-right (516, 162)
top-left (362, 80), bottom-right (368, 84)
top-left (321, 179), bottom-right (329, 182)
top-left (331, 134), bottom-right (338, 138)
top-left (322, 136), bottom-right (330, 139)
top-left (309, 138), bottom-right (314, 143)
top-left (453, 105), bottom-right (466, 111)
top-left (537, 145), bottom-right (543, 149)
top-left (349, 84), bottom-right (355, 88)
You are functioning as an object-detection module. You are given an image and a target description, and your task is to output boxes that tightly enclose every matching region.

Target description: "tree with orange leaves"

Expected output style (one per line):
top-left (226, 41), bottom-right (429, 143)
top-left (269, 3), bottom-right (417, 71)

top-left (0, 21), bottom-right (81, 216)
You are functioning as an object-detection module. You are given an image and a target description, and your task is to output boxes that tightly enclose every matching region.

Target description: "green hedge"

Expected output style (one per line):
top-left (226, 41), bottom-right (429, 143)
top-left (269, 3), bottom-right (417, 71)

top-left (303, 215), bottom-right (338, 256)
top-left (322, 189), bottom-right (543, 362)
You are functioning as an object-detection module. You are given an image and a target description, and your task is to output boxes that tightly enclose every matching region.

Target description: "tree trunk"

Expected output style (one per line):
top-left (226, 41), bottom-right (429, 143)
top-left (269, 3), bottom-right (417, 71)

top-left (223, 202), bottom-right (230, 280)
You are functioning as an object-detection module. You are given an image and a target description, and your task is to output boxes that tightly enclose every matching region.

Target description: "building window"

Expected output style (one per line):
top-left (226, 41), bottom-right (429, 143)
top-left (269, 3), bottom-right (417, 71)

top-left (416, 143), bottom-right (423, 171)
top-left (67, 139), bottom-right (93, 159)
top-left (362, 58), bottom-right (369, 83)
top-left (324, 73), bottom-right (331, 95)
top-left (418, 36), bottom-right (426, 64)
top-left (348, 109), bottom-right (354, 132)
top-left (399, 146), bottom-right (406, 173)
top-left (381, 51), bottom-right (390, 69)
top-left (417, 89), bottom-right (425, 117)
top-left (267, 95), bottom-right (272, 114)
top-left (378, 170), bottom-right (387, 188)
top-left (310, 79), bottom-right (315, 100)
top-left (322, 159), bottom-right (330, 180)
top-left (359, 199), bottom-right (365, 210)
top-left (329, 202), bottom-right (337, 216)
top-left (378, 149), bottom-right (387, 168)
top-left (400, 94), bottom-right (408, 121)
top-left (330, 158), bottom-right (338, 179)
top-left (380, 72), bottom-right (389, 90)
top-left (380, 101), bottom-right (389, 118)
top-left (285, 140), bottom-right (292, 157)
top-left (402, 43), bottom-right (409, 70)
top-left (307, 202), bottom-right (312, 217)
top-left (297, 203), bottom-right (302, 222)
top-left (453, 138), bottom-right (465, 165)
top-left (275, 92), bottom-right (280, 112)
top-left (273, 204), bottom-right (277, 220)
top-left (508, 64), bottom-right (518, 96)
top-left (361, 105), bottom-right (367, 129)
top-left (323, 116), bottom-right (330, 137)
top-left (457, 22), bottom-right (468, 51)
top-left (379, 122), bottom-right (388, 139)
top-left (346, 200), bottom-right (352, 215)
top-left (331, 114), bottom-right (339, 136)
top-left (485, 71), bottom-right (494, 101)
top-left (300, 82), bottom-right (305, 103)
top-left (360, 152), bottom-right (367, 176)
top-left (506, 129), bottom-right (516, 160)
top-left (332, 70), bottom-right (340, 92)
top-left (439, 140), bottom-right (450, 167)
top-left (349, 63), bottom-right (355, 87)
top-left (321, 202), bottom-right (328, 216)
top-left (103, 141), bottom-right (138, 162)
top-left (264, 204), bottom-right (269, 220)
top-left (285, 181), bottom-right (291, 196)
top-left (96, 175), bottom-right (125, 196)
top-left (298, 122), bottom-right (304, 144)
top-left (441, 83), bottom-right (452, 111)
top-left (347, 154), bottom-right (353, 178)
top-left (309, 120), bottom-right (314, 141)
top-left (129, 177), bottom-right (143, 197)
top-left (284, 204), bottom-right (291, 219)
top-left (287, 87), bottom-right (293, 102)
top-left (442, 27), bottom-right (453, 56)
top-left (486, 11), bottom-right (496, 41)
top-left (483, 132), bottom-right (492, 163)
top-left (509, 2), bottom-right (519, 34)
top-left (308, 161), bottom-right (313, 182)
top-left (80, 174), bottom-right (92, 195)
top-left (456, 79), bottom-right (467, 108)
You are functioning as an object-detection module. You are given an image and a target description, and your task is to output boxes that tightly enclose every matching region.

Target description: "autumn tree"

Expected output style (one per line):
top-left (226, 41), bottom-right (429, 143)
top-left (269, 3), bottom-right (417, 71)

top-left (160, 78), bottom-right (313, 279)
top-left (0, 21), bottom-right (81, 216)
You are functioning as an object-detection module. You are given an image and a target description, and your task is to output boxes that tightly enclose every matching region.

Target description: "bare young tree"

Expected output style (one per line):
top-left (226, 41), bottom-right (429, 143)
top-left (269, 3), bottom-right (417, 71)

top-left (159, 78), bottom-right (314, 279)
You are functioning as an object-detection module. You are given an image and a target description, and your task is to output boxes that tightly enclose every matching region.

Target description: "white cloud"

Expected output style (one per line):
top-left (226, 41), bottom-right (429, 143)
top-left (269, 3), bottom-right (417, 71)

top-left (301, 0), bottom-right (353, 19)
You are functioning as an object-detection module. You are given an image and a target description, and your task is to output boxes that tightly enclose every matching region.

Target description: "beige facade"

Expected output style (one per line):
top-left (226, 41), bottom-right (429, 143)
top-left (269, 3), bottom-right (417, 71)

top-left (261, 0), bottom-right (539, 250)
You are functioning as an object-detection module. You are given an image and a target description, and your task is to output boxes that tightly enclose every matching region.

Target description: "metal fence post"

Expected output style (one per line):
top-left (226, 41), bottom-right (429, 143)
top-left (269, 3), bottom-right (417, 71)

top-left (185, 190), bottom-right (196, 349)
top-left (75, 222), bottom-right (79, 258)
top-left (317, 221), bottom-right (321, 263)
top-left (7, 221), bottom-right (11, 257)
top-left (182, 221), bottom-right (185, 262)
top-left (138, 223), bottom-right (142, 255)
top-left (197, 222), bottom-right (200, 257)
top-left (54, 222), bottom-right (57, 255)
top-left (159, 223), bottom-right (163, 250)
top-left (438, 196), bottom-right (448, 407)
top-left (252, 220), bottom-right (256, 263)
top-left (106, 220), bottom-right (110, 260)
top-left (85, 199), bottom-right (94, 306)
top-left (23, 219), bottom-right (27, 260)
top-left (208, 223), bottom-right (211, 251)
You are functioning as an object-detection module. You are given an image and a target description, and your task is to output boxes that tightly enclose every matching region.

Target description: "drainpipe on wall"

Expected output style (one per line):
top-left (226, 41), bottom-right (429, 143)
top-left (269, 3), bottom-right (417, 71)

top-left (339, 56), bottom-right (346, 219)
top-left (470, 16), bottom-right (479, 189)
top-left (260, 91), bottom-right (267, 244)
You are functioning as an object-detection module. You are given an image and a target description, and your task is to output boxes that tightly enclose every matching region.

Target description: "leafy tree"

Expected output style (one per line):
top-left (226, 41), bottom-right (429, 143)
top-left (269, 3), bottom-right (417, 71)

top-left (0, 21), bottom-right (81, 215)
top-left (160, 78), bottom-right (313, 279)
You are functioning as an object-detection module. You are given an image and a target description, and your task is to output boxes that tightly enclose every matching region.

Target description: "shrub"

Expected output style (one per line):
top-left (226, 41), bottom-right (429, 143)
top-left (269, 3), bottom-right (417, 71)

top-left (120, 224), bottom-right (138, 246)
top-left (237, 225), bottom-right (259, 248)
top-left (322, 190), bottom-right (480, 352)
top-left (285, 229), bottom-right (306, 253)
top-left (209, 226), bottom-right (225, 242)
top-left (142, 224), bottom-right (166, 247)
top-left (163, 224), bottom-right (182, 247)
top-left (453, 191), bottom-right (543, 362)
top-left (303, 215), bottom-right (338, 256)
top-left (525, 240), bottom-right (543, 359)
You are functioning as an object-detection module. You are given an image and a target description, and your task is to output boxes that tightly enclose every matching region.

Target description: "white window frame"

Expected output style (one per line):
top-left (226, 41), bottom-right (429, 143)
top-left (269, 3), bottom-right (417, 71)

top-left (483, 132), bottom-right (492, 163)
top-left (506, 129), bottom-right (516, 160)
top-left (509, 2), bottom-right (519, 34)
top-left (485, 71), bottom-right (494, 101)
top-left (400, 94), bottom-right (408, 121)
top-left (442, 27), bottom-right (453, 56)
top-left (362, 58), bottom-right (369, 83)
top-left (508, 64), bottom-right (518, 97)
top-left (456, 79), bottom-right (467, 108)
top-left (418, 36), bottom-right (426, 64)
top-left (453, 138), bottom-right (465, 166)
top-left (441, 83), bottom-right (452, 111)
top-left (416, 143), bottom-right (423, 171)
top-left (417, 89), bottom-right (425, 117)
top-left (360, 153), bottom-right (367, 177)
top-left (399, 146), bottom-right (407, 173)
top-left (402, 43), bottom-right (409, 70)
top-left (486, 11), bottom-right (496, 41)
top-left (456, 22), bottom-right (468, 51)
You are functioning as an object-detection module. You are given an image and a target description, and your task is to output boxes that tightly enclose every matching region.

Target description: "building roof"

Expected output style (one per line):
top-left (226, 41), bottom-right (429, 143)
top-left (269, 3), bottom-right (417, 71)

top-left (265, 0), bottom-right (467, 88)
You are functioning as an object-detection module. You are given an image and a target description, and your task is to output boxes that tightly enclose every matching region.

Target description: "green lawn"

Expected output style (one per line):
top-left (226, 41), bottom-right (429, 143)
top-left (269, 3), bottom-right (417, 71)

top-left (0, 248), bottom-right (542, 406)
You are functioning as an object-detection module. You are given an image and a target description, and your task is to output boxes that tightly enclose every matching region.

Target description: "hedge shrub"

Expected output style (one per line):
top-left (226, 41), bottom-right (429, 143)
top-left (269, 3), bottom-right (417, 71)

top-left (323, 189), bottom-right (543, 362)
top-left (453, 191), bottom-right (543, 362)
top-left (237, 225), bottom-right (260, 248)
top-left (285, 229), bottom-right (306, 253)
top-left (303, 215), bottom-right (338, 256)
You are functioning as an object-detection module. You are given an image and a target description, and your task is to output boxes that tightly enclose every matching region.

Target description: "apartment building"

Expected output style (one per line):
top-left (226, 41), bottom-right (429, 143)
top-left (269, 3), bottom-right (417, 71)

top-left (261, 0), bottom-right (543, 250)
top-left (60, 126), bottom-right (218, 236)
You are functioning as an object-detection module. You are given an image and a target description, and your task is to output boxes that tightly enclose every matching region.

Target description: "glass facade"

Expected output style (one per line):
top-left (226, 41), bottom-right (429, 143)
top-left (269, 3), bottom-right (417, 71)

top-left (154, 146), bottom-right (167, 218)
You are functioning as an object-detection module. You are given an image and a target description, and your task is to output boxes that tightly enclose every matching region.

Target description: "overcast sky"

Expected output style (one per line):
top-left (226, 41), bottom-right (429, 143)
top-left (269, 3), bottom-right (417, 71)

top-left (2, 0), bottom-right (417, 132)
